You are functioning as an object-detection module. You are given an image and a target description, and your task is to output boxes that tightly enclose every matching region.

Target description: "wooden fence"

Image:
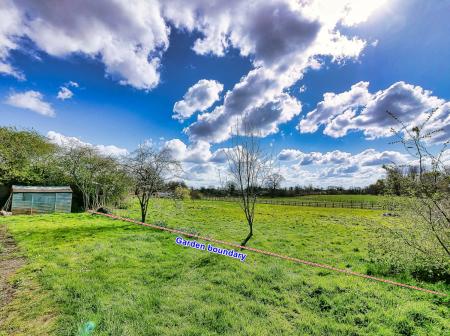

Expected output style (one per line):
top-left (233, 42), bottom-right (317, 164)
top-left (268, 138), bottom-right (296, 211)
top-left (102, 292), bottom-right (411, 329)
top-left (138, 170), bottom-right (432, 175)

top-left (201, 197), bottom-right (396, 210)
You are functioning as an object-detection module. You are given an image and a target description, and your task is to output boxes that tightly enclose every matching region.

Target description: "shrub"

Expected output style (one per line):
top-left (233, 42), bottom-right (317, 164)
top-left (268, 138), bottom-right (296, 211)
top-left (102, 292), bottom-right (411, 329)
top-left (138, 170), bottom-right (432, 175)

top-left (174, 186), bottom-right (191, 200)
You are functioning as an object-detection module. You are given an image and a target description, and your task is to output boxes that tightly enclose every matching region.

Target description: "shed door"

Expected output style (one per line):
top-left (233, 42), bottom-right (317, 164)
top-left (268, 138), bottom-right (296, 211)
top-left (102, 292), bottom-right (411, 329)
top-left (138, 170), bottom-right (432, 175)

top-left (31, 192), bottom-right (56, 214)
top-left (55, 193), bottom-right (72, 213)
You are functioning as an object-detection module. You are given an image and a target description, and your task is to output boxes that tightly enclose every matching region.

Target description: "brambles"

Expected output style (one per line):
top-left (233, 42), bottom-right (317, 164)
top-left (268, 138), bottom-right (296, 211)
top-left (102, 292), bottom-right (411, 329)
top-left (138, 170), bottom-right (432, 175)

top-left (369, 109), bottom-right (450, 281)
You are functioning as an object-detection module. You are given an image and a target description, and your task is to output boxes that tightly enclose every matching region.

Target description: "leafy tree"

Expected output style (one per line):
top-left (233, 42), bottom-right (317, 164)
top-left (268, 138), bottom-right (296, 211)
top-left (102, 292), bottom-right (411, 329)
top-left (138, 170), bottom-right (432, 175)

top-left (0, 127), bottom-right (57, 185)
top-left (60, 145), bottom-right (129, 210)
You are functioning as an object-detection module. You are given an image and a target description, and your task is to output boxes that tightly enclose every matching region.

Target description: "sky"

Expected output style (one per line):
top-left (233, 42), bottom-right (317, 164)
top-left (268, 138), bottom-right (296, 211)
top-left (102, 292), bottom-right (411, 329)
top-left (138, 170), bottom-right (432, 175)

top-left (0, 0), bottom-right (449, 187)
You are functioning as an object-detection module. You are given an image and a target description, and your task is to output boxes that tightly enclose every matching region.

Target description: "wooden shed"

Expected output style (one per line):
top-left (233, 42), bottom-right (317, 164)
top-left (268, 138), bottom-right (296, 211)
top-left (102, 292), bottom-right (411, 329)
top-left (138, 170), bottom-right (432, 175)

top-left (11, 185), bottom-right (72, 215)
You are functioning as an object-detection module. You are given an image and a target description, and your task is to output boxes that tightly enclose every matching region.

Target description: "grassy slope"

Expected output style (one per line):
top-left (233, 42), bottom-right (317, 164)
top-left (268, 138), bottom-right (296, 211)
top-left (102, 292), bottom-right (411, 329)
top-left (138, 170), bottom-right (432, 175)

top-left (0, 200), bottom-right (449, 335)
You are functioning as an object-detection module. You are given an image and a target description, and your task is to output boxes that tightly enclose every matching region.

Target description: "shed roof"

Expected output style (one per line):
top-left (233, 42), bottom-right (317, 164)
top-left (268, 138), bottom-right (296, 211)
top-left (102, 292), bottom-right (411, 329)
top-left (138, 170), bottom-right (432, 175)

top-left (12, 185), bottom-right (72, 193)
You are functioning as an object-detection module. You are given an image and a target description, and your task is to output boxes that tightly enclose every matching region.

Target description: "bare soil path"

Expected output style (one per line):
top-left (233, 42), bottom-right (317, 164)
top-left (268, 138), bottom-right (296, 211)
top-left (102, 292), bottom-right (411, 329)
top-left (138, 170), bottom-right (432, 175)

top-left (0, 223), bottom-right (25, 324)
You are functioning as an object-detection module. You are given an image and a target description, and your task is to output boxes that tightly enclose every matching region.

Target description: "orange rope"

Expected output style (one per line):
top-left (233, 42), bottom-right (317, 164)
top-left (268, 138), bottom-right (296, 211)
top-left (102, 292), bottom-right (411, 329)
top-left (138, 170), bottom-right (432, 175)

top-left (90, 211), bottom-right (447, 297)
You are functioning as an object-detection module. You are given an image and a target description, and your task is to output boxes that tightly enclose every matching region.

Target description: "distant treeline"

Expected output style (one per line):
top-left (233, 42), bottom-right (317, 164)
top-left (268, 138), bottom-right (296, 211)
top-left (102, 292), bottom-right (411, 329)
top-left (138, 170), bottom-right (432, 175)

top-left (189, 185), bottom-right (376, 198)
top-left (187, 164), bottom-right (437, 199)
top-left (188, 177), bottom-right (397, 198)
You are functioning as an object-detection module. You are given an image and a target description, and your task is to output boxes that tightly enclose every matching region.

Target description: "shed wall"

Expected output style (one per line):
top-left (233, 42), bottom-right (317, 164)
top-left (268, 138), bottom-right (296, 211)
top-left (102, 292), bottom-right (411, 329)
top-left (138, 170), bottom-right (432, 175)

top-left (11, 192), bottom-right (72, 214)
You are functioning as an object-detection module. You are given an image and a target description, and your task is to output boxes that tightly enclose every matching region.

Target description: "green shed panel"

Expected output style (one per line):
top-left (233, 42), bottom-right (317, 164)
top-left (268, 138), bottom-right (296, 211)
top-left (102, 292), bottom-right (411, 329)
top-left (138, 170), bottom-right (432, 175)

top-left (11, 186), bottom-right (72, 215)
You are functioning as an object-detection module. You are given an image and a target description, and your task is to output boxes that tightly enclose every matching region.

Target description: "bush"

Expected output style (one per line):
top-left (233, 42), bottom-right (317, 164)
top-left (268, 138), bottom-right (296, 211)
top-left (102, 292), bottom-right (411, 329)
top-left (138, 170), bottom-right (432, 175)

top-left (367, 109), bottom-right (450, 282)
top-left (174, 186), bottom-right (191, 200)
top-left (368, 178), bottom-right (450, 282)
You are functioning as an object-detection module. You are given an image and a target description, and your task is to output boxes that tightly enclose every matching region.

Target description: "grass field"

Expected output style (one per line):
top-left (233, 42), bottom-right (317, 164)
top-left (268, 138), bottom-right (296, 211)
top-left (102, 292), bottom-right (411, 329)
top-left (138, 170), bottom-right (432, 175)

top-left (259, 194), bottom-right (394, 203)
top-left (0, 199), bottom-right (449, 335)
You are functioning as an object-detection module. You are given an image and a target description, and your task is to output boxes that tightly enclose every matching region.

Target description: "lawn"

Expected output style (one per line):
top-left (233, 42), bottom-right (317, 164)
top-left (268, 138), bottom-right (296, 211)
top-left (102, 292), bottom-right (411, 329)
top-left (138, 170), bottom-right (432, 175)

top-left (0, 199), bottom-right (449, 335)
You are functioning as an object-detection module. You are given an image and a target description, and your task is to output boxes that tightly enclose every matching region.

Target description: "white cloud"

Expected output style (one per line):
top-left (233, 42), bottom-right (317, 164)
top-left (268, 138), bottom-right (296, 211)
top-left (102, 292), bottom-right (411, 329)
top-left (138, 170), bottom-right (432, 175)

top-left (57, 87), bottom-right (73, 100)
top-left (0, 0), bottom-right (23, 80)
top-left (173, 79), bottom-right (223, 121)
top-left (441, 149), bottom-right (450, 166)
top-left (0, 0), bottom-right (380, 127)
top-left (6, 90), bottom-right (54, 116)
top-left (0, 61), bottom-right (24, 80)
top-left (277, 147), bottom-right (409, 187)
top-left (278, 147), bottom-right (408, 168)
top-left (67, 81), bottom-right (79, 88)
top-left (163, 138), bottom-right (215, 164)
top-left (162, 139), bottom-right (410, 188)
top-left (298, 81), bottom-right (371, 134)
top-left (181, 0), bottom-right (376, 143)
top-left (57, 80), bottom-right (80, 100)
top-left (162, 138), bottom-right (229, 187)
top-left (1, 0), bottom-right (169, 90)
top-left (47, 131), bottom-right (128, 157)
top-left (299, 81), bottom-right (448, 142)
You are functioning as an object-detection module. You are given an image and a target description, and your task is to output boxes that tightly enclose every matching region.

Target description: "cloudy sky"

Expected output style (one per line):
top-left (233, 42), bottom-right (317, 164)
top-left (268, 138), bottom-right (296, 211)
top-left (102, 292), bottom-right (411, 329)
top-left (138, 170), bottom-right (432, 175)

top-left (0, 0), bottom-right (449, 187)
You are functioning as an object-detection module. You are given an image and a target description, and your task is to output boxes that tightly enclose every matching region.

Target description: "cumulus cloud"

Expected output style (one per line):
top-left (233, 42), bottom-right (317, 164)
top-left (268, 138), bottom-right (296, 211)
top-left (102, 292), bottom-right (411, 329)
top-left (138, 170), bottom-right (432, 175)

top-left (57, 87), bottom-right (73, 100)
top-left (47, 131), bottom-right (128, 157)
top-left (0, 0), bottom-right (24, 80)
top-left (299, 81), bottom-right (448, 142)
top-left (298, 81), bottom-right (371, 134)
top-left (173, 79), bottom-right (223, 121)
top-left (162, 139), bottom-right (409, 188)
top-left (277, 146), bottom-right (409, 187)
top-left (163, 138), bottom-right (212, 163)
top-left (1, 0), bottom-right (169, 89)
top-left (186, 67), bottom-right (304, 142)
top-left (6, 90), bottom-right (54, 116)
top-left (181, 0), bottom-right (376, 142)
top-left (162, 138), bottom-right (233, 186)
top-left (278, 148), bottom-right (408, 168)
top-left (1, 1), bottom-right (379, 135)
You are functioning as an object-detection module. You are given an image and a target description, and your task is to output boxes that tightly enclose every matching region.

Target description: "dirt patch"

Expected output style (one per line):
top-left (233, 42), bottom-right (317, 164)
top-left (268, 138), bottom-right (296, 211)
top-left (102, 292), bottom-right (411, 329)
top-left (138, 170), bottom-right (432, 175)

top-left (0, 224), bottom-right (26, 311)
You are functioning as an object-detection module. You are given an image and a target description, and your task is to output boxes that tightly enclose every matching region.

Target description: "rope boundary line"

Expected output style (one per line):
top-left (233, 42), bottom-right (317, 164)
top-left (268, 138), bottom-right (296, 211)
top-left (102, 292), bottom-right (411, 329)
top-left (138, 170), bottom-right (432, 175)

top-left (90, 211), bottom-right (447, 297)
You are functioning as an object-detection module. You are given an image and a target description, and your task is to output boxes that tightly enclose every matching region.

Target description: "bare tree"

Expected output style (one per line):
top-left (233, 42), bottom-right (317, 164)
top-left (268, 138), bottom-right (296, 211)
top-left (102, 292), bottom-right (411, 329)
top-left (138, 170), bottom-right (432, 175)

top-left (226, 121), bottom-right (271, 246)
top-left (265, 172), bottom-right (285, 197)
top-left (126, 144), bottom-right (181, 223)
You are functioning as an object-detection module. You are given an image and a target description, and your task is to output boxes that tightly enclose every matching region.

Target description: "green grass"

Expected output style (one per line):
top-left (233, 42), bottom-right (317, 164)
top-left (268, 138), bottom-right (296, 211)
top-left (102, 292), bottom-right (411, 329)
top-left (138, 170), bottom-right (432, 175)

top-left (259, 194), bottom-right (393, 203)
top-left (0, 200), bottom-right (449, 335)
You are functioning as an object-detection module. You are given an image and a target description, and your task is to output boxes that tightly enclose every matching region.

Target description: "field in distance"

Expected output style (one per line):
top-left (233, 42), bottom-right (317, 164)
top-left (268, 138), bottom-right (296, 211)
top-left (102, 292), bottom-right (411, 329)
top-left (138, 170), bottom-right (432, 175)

top-left (1, 199), bottom-right (448, 335)
top-left (258, 194), bottom-right (395, 203)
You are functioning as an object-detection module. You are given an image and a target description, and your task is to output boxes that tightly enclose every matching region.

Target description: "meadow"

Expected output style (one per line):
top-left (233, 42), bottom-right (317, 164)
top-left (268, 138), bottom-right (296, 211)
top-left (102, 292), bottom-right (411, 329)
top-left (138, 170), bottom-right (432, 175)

top-left (259, 194), bottom-right (392, 203)
top-left (0, 199), bottom-right (449, 335)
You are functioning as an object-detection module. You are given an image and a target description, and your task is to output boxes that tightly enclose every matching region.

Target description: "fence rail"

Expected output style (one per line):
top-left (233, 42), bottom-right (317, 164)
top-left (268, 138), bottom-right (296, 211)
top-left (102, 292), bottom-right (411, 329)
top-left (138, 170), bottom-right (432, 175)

top-left (201, 197), bottom-right (397, 210)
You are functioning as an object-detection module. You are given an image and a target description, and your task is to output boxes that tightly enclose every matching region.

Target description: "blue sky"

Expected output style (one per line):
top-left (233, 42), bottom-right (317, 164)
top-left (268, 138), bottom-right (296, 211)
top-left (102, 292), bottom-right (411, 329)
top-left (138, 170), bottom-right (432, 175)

top-left (0, 0), bottom-right (449, 187)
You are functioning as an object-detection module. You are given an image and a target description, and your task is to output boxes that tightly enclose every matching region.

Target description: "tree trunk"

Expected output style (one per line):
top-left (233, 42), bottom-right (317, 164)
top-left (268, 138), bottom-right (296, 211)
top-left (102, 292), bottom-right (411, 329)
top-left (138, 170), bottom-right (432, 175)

top-left (241, 222), bottom-right (253, 246)
top-left (140, 204), bottom-right (147, 223)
